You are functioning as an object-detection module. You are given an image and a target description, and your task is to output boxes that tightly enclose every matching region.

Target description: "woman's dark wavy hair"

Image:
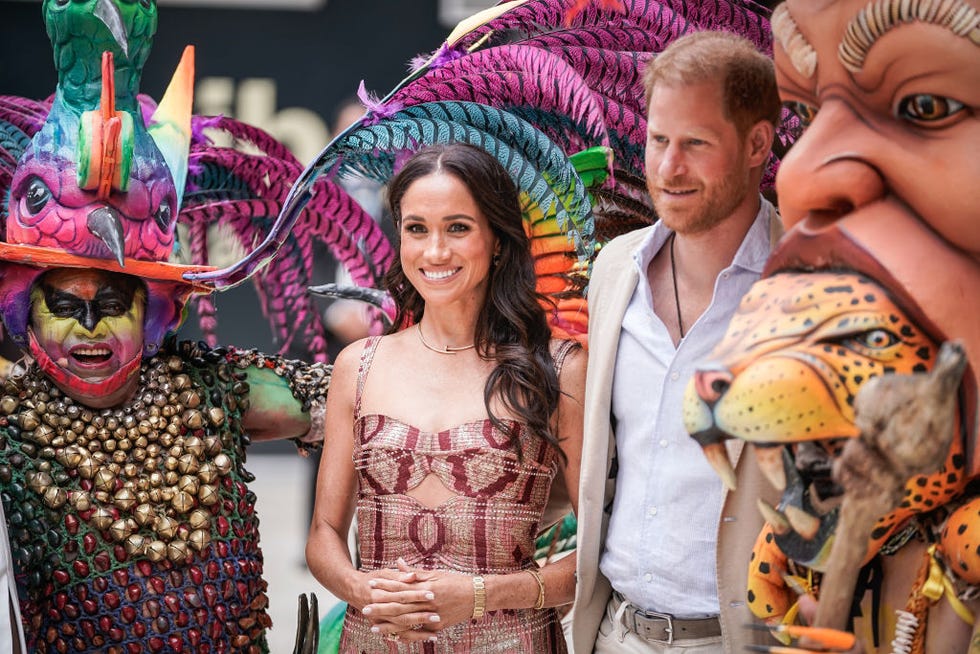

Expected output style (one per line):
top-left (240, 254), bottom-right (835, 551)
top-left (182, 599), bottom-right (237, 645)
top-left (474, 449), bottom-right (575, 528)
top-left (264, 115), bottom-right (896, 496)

top-left (382, 143), bottom-right (562, 456)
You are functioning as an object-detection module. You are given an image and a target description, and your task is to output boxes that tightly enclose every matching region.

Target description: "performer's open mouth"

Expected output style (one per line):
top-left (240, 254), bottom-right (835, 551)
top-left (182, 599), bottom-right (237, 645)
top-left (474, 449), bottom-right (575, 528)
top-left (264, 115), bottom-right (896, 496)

top-left (69, 345), bottom-right (113, 366)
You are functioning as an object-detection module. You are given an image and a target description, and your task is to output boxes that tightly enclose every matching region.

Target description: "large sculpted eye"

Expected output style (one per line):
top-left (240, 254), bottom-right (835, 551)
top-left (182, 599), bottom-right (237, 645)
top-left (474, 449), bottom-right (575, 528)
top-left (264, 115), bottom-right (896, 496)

top-left (784, 100), bottom-right (818, 128)
top-left (153, 202), bottom-right (172, 232)
top-left (24, 177), bottom-right (52, 216)
top-left (897, 94), bottom-right (965, 126)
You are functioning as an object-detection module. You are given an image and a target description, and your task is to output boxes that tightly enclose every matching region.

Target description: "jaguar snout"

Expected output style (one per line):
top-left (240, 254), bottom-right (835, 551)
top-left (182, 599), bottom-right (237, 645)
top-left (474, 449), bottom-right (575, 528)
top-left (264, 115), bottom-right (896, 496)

top-left (684, 363), bottom-right (738, 491)
top-left (693, 364), bottom-right (734, 406)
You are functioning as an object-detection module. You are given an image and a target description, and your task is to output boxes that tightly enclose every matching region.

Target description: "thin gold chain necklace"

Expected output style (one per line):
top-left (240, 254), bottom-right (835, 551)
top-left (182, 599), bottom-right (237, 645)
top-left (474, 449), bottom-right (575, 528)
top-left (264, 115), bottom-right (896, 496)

top-left (416, 323), bottom-right (475, 354)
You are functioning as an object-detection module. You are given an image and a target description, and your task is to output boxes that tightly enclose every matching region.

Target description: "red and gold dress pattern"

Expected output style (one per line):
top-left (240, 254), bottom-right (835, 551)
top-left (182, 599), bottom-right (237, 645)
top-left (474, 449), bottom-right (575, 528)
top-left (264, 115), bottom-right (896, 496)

top-left (339, 338), bottom-right (569, 653)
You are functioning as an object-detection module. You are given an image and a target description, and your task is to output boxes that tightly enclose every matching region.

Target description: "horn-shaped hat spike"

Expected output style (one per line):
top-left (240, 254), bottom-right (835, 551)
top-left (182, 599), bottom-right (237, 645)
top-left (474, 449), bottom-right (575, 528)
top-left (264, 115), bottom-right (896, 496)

top-left (148, 45), bottom-right (194, 211)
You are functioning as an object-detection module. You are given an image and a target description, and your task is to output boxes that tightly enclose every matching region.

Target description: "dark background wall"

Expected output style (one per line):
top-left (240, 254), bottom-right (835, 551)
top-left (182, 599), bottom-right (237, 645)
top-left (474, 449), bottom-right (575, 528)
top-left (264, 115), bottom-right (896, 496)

top-left (0, 0), bottom-right (453, 355)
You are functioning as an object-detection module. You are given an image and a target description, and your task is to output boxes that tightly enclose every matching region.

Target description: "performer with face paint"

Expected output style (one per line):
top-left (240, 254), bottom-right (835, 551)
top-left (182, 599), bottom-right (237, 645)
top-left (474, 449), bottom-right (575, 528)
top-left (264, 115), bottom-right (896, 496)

top-left (28, 270), bottom-right (147, 409)
top-left (0, 264), bottom-right (328, 654)
top-left (0, 1), bottom-right (332, 652)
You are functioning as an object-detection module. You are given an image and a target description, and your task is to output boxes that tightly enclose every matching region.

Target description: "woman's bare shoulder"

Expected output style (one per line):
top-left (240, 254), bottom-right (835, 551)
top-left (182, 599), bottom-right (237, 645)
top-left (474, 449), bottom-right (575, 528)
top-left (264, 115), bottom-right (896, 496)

top-left (333, 337), bottom-right (373, 372)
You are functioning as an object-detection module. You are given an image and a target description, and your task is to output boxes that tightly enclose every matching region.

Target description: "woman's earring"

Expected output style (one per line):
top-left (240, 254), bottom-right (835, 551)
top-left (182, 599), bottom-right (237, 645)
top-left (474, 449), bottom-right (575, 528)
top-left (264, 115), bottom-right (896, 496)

top-left (492, 253), bottom-right (501, 267)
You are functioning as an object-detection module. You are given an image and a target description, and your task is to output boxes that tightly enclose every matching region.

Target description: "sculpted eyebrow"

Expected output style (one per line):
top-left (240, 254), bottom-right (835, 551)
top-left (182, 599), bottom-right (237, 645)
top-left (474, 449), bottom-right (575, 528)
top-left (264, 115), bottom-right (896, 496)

top-left (771, 4), bottom-right (818, 78)
top-left (839, 0), bottom-right (980, 73)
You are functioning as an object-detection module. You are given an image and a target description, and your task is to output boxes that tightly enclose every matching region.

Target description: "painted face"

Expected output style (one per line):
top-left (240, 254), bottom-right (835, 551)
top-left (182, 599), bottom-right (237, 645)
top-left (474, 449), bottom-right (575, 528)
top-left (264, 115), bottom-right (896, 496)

top-left (773, 0), bottom-right (980, 258)
top-left (398, 172), bottom-right (499, 311)
top-left (644, 80), bottom-right (756, 235)
top-left (29, 268), bottom-right (145, 406)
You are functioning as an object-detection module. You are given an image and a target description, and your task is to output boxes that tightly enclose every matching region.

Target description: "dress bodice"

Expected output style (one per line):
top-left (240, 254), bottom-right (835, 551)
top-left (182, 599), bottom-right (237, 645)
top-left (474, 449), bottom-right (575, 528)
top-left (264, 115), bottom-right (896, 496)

top-left (353, 412), bottom-right (560, 573)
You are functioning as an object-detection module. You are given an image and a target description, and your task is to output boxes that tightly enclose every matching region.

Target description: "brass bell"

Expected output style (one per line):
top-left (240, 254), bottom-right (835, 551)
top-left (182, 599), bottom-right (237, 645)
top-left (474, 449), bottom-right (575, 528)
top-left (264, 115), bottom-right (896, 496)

top-left (146, 540), bottom-right (167, 562)
top-left (188, 529), bottom-right (211, 552)
top-left (125, 534), bottom-right (148, 556)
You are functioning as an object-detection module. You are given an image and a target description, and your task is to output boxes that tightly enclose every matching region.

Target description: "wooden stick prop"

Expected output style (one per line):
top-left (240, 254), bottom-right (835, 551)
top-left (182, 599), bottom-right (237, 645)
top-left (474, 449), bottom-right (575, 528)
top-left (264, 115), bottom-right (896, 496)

top-left (814, 341), bottom-right (967, 631)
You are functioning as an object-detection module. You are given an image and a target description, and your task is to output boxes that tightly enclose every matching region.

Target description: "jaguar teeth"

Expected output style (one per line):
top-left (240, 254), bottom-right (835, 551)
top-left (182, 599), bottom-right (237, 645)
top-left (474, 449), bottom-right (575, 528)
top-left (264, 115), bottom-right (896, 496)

top-left (755, 446), bottom-right (787, 492)
top-left (756, 498), bottom-right (791, 535)
top-left (702, 442), bottom-right (737, 491)
top-left (784, 505), bottom-right (821, 540)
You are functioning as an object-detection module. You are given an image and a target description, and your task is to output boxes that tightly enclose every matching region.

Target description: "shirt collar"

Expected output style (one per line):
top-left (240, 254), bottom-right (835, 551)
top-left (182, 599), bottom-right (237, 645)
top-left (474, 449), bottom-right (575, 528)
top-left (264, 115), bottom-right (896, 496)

top-left (632, 196), bottom-right (775, 276)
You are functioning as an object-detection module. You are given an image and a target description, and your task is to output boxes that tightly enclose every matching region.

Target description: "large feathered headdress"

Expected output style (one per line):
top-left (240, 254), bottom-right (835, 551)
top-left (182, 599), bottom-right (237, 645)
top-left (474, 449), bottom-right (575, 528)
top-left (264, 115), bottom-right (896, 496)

top-left (186, 0), bottom-right (795, 349)
top-left (1, 0), bottom-right (794, 361)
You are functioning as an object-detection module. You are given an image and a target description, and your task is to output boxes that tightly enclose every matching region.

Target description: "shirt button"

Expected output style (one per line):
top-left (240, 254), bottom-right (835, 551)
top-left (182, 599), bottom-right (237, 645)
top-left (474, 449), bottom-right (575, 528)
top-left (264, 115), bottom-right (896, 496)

top-left (647, 506), bottom-right (658, 517)
top-left (659, 439), bottom-right (668, 448)
top-left (644, 573), bottom-right (653, 583)
top-left (722, 272), bottom-right (730, 279)
top-left (670, 371), bottom-right (679, 381)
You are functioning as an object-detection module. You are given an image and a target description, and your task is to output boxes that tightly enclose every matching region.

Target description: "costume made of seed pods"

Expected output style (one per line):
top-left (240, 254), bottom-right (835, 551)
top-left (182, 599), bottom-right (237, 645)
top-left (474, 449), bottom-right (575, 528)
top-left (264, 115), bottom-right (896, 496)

top-left (0, 1), bottom-right (342, 652)
top-left (1, 339), bottom-right (328, 653)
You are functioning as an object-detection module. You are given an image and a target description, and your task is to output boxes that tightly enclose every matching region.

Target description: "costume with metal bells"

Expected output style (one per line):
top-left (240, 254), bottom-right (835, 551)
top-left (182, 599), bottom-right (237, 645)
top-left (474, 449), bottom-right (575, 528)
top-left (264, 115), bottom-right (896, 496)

top-left (0, 1), bottom-right (336, 651)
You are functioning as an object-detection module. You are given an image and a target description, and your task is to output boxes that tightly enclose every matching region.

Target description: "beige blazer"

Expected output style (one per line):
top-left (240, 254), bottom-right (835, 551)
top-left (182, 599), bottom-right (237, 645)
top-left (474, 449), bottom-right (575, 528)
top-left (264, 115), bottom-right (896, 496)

top-left (571, 218), bottom-right (782, 653)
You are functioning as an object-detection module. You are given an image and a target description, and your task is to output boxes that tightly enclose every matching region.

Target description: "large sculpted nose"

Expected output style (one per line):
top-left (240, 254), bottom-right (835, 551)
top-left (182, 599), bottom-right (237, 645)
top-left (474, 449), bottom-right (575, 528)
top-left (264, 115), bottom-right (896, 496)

top-left (776, 101), bottom-right (886, 231)
top-left (693, 365), bottom-right (734, 406)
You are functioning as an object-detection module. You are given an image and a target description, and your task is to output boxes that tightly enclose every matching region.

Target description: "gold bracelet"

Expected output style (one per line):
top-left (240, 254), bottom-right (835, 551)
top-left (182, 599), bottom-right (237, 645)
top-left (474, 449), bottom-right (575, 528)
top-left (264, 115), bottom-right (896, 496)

top-left (471, 575), bottom-right (487, 619)
top-left (524, 567), bottom-right (545, 610)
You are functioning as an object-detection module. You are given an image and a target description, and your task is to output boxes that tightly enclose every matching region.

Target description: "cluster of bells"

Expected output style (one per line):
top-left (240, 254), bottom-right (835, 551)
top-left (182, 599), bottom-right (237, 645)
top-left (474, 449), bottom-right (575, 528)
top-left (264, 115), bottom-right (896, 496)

top-left (2, 352), bottom-right (251, 565)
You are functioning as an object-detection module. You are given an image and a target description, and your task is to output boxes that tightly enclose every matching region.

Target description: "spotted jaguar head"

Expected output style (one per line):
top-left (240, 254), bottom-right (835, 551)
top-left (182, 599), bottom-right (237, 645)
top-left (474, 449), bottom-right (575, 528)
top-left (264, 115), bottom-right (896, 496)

top-left (683, 271), bottom-right (966, 570)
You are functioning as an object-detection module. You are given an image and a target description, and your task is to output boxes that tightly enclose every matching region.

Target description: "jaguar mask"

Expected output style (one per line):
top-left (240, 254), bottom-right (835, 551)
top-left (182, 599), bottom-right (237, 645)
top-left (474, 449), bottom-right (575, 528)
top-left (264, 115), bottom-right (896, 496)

top-left (685, 270), bottom-right (973, 620)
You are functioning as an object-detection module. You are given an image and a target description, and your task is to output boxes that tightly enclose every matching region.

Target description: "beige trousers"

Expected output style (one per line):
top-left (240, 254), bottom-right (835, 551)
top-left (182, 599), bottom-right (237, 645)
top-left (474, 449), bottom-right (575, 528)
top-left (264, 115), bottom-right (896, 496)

top-left (592, 595), bottom-right (723, 654)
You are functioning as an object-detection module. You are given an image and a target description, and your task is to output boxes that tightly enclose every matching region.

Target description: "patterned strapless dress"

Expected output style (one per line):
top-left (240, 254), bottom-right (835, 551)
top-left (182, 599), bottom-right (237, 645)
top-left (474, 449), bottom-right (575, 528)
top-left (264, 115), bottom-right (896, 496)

top-left (338, 337), bottom-right (569, 653)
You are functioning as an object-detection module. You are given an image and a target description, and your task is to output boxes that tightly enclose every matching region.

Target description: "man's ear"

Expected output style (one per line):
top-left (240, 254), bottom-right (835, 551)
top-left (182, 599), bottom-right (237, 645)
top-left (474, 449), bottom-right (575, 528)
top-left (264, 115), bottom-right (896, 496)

top-left (746, 120), bottom-right (775, 167)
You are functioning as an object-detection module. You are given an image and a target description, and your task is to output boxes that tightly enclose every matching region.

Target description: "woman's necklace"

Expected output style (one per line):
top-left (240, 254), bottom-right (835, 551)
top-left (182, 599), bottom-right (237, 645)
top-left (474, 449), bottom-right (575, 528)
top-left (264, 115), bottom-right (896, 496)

top-left (670, 232), bottom-right (685, 339)
top-left (416, 323), bottom-right (475, 354)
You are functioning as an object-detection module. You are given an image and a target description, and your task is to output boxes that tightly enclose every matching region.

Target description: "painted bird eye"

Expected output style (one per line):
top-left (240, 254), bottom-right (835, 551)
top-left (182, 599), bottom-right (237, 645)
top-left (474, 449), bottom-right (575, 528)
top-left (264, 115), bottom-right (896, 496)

top-left (24, 177), bottom-right (52, 216)
top-left (153, 202), bottom-right (172, 232)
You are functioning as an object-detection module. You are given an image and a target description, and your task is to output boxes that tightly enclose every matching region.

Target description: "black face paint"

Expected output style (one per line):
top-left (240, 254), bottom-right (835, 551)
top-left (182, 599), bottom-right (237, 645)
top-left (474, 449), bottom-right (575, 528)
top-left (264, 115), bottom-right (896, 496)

top-left (41, 280), bottom-right (139, 333)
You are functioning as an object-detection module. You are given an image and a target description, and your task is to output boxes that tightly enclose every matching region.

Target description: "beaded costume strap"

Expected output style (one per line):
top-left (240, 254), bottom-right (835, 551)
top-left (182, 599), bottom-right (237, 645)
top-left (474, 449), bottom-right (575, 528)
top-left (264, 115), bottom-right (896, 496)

top-left (354, 337), bottom-right (381, 419)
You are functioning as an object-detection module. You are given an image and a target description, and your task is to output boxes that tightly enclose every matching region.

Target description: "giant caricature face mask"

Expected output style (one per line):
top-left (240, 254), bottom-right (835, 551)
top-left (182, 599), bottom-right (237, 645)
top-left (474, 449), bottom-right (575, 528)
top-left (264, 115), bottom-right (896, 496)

top-left (29, 268), bottom-right (145, 408)
top-left (771, 0), bottom-right (980, 258)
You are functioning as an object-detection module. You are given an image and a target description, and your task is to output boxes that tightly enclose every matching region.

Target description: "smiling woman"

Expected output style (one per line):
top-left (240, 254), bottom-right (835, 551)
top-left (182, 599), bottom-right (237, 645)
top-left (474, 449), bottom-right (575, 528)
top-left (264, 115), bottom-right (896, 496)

top-left (306, 143), bottom-right (586, 653)
top-left (395, 171), bottom-right (498, 322)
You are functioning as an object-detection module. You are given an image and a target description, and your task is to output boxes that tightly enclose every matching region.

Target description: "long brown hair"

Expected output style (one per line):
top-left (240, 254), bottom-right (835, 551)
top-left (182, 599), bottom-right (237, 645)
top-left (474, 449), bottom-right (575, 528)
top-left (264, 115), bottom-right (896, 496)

top-left (383, 143), bottom-right (561, 454)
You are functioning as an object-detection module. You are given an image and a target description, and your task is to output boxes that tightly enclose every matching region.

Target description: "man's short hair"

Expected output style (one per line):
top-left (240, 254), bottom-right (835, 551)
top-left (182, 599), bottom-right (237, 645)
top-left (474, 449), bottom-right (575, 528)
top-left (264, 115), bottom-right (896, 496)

top-left (643, 30), bottom-right (781, 137)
